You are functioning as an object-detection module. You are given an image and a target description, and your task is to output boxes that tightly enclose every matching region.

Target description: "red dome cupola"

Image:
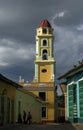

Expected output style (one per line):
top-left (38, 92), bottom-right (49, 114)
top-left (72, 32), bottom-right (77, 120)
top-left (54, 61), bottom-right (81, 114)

top-left (39, 19), bottom-right (51, 28)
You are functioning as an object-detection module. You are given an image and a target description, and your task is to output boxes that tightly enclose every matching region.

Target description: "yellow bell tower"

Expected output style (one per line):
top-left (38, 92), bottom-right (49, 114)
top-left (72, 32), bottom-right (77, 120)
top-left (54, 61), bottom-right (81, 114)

top-left (19, 19), bottom-right (57, 123)
top-left (33, 19), bottom-right (57, 122)
top-left (34, 19), bottom-right (55, 83)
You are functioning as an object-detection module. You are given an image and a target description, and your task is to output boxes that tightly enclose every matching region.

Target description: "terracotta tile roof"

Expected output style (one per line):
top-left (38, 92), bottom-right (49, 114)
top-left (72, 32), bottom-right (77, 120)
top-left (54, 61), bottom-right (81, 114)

top-left (39, 19), bottom-right (51, 28)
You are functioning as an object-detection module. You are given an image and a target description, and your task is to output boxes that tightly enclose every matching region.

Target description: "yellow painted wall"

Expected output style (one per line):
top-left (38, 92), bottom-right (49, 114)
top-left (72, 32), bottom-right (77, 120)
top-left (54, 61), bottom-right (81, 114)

top-left (46, 91), bottom-right (54, 121)
top-left (16, 89), bottom-right (42, 123)
top-left (0, 80), bottom-right (16, 97)
top-left (30, 89), bottom-right (55, 122)
top-left (0, 80), bottom-right (16, 124)
top-left (39, 64), bottom-right (51, 82)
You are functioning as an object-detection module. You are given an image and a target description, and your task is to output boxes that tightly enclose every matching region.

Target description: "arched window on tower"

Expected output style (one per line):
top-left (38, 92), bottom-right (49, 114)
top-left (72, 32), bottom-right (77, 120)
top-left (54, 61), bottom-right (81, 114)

top-left (43, 28), bottom-right (47, 34)
top-left (42, 49), bottom-right (48, 60)
top-left (43, 40), bottom-right (47, 46)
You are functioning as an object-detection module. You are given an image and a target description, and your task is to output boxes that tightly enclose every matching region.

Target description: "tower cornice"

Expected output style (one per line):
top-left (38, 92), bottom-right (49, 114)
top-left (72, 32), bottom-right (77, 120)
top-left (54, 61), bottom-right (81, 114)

top-left (34, 60), bottom-right (56, 63)
top-left (36, 35), bottom-right (54, 38)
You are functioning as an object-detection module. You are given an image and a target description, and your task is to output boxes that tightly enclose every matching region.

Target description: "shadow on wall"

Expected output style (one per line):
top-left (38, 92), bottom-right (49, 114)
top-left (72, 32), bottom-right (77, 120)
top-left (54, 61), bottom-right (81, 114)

top-left (58, 116), bottom-right (65, 123)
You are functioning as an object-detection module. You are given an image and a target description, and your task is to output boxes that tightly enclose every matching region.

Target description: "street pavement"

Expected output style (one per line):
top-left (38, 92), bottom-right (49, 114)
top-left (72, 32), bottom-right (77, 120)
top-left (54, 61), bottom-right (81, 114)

top-left (0, 123), bottom-right (83, 130)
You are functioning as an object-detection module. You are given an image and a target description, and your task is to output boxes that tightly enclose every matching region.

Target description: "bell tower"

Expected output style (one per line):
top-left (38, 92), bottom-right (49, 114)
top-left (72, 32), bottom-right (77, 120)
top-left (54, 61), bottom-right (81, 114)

top-left (34, 19), bottom-right (55, 83)
top-left (20, 19), bottom-right (57, 123)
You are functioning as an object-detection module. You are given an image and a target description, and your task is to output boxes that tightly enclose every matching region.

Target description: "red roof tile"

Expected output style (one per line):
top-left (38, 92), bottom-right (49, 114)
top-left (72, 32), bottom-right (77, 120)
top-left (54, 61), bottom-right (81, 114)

top-left (39, 19), bottom-right (51, 28)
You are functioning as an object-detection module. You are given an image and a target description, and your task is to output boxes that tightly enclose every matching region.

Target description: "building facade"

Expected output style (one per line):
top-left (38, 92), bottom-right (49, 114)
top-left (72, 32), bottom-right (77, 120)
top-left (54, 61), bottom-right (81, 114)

top-left (0, 74), bottom-right (43, 125)
top-left (16, 88), bottom-right (43, 123)
top-left (19, 19), bottom-right (57, 122)
top-left (58, 62), bottom-right (83, 123)
top-left (57, 95), bottom-right (65, 122)
top-left (59, 82), bottom-right (67, 121)
top-left (0, 74), bottom-right (17, 125)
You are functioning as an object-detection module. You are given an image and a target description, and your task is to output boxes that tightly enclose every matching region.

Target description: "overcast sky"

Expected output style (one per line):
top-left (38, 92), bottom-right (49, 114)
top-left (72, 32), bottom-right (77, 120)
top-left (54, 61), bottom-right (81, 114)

top-left (0, 0), bottom-right (83, 90)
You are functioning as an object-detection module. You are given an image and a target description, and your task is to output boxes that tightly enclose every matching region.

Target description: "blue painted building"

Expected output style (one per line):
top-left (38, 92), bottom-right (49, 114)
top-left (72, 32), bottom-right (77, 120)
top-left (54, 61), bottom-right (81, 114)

top-left (58, 62), bottom-right (83, 123)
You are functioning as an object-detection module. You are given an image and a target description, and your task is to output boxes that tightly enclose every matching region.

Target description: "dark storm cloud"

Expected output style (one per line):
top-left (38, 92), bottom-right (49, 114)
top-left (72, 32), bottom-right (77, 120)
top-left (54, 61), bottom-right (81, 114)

top-left (1, 59), bottom-right (34, 83)
top-left (0, 0), bottom-right (83, 43)
top-left (0, 0), bottom-right (60, 43)
top-left (0, 0), bottom-right (83, 86)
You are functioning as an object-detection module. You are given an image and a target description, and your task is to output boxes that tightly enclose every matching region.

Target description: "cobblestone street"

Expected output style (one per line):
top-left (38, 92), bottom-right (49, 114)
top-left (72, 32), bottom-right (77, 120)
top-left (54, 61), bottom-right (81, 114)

top-left (0, 123), bottom-right (83, 130)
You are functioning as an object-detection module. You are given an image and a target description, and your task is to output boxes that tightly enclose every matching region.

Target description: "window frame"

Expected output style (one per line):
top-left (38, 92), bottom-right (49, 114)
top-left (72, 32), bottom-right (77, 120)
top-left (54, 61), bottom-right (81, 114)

top-left (41, 107), bottom-right (47, 118)
top-left (38, 92), bottom-right (46, 101)
top-left (42, 28), bottom-right (47, 34)
top-left (43, 40), bottom-right (47, 46)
